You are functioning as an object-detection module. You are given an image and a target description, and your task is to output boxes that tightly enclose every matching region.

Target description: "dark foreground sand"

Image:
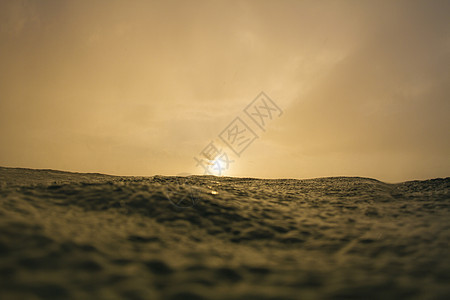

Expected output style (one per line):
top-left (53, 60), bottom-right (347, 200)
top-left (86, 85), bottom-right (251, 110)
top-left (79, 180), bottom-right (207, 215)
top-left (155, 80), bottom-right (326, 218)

top-left (0, 167), bottom-right (449, 300)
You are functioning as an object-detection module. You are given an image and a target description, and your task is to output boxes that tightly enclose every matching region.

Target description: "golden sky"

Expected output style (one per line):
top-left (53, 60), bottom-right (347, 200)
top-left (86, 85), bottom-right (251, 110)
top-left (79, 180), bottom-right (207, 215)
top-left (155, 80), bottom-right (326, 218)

top-left (0, 0), bottom-right (449, 182)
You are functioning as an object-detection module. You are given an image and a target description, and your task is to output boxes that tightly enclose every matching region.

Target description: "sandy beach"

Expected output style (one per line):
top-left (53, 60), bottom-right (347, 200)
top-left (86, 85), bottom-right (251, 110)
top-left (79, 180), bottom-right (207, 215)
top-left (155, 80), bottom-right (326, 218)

top-left (0, 167), bottom-right (448, 299)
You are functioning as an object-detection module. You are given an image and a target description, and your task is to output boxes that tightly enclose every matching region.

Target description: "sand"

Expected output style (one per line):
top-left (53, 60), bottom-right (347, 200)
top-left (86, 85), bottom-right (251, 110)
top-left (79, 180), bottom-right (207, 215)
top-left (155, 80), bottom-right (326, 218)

top-left (0, 167), bottom-right (449, 299)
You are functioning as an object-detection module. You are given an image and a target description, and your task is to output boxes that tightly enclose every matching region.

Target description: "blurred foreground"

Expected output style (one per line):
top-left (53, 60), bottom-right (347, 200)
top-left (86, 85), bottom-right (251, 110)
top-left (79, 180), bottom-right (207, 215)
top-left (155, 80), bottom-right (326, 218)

top-left (0, 167), bottom-right (449, 299)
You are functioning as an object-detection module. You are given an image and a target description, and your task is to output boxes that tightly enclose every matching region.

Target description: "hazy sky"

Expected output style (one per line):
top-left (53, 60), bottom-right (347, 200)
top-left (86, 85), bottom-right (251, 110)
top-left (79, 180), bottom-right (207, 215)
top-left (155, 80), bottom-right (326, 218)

top-left (1, 0), bottom-right (449, 182)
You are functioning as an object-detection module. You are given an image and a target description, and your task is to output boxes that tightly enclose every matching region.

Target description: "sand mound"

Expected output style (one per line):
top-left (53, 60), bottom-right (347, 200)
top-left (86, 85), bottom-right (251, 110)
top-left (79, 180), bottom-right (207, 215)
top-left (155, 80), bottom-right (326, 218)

top-left (0, 167), bottom-right (449, 299)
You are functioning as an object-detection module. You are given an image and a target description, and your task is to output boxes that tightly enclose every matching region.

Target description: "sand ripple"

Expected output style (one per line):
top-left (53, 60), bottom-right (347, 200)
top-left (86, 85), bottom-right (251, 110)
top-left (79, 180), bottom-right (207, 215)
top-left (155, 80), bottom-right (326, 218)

top-left (0, 167), bottom-right (449, 299)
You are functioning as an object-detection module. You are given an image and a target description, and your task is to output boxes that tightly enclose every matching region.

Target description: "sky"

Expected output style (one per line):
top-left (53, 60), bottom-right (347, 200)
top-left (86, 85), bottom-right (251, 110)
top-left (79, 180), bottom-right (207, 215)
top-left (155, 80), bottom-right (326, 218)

top-left (0, 0), bottom-right (449, 182)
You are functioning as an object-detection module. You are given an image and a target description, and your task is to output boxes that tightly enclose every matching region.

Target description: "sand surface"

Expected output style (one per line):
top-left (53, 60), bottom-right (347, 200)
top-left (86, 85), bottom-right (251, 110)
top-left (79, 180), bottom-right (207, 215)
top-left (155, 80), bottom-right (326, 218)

top-left (0, 167), bottom-right (449, 299)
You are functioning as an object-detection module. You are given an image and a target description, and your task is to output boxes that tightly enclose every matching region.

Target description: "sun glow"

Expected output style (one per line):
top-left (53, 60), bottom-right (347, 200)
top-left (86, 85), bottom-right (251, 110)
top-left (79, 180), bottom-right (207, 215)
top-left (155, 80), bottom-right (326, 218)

top-left (208, 158), bottom-right (228, 176)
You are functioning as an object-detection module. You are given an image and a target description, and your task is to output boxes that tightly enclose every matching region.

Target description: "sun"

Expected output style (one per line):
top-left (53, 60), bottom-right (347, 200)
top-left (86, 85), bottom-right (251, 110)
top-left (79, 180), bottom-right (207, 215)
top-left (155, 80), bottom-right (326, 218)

top-left (209, 157), bottom-right (231, 176)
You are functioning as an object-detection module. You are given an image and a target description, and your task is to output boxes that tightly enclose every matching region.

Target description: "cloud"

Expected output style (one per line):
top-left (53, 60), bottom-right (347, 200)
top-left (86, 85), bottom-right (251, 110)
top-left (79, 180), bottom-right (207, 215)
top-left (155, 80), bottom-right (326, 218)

top-left (0, 0), bottom-right (448, 180)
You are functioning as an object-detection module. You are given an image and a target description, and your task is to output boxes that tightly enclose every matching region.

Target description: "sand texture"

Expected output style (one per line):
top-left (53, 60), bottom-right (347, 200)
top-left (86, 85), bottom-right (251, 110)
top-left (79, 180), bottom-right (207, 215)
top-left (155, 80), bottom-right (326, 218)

top-left (0, 167), bottom-right (449, 299)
